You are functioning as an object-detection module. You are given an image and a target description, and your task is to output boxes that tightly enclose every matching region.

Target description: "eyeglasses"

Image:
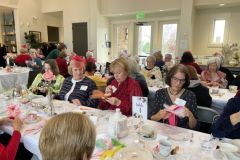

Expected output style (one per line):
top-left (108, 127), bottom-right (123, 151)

top-left (171, 76), bottom-right (185, 84)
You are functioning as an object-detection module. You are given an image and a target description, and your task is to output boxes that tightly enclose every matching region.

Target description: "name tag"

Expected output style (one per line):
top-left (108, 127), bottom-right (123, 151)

top-left (112, 86), bottom-right (117, 93)
top-left (174, 98), bottom-right (186, 107)
top-left (80, 85), bottom-right (88, 91)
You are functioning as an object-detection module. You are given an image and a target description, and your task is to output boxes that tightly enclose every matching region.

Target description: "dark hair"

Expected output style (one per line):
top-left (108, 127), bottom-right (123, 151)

top-left (42, 59), bottom-right (60, 76)
top-left (180, 51), bottom-right (194, 63)
top-left (186, 65), bottom-right (198, 80)
top-left (57, 43), bottom-right (66, 51)
top-left (165, 64), bottom-right (190, 88)
top-left (85, 62), bottom-right (96, 73)
top-left (58, 51), bottom-right (67, 58)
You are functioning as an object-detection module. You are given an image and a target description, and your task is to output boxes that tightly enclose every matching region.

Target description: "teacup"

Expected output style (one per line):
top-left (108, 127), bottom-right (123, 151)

top-left (159, 139), bottom-right (172, 157)
top-left (139, 124), bottom-right (155, 138)
top-left (229, 85), bottom-right (238, 93)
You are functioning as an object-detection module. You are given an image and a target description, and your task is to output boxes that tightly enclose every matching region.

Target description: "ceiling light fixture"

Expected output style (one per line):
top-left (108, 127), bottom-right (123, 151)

top-left (219, 4), bottom-right (225, 6)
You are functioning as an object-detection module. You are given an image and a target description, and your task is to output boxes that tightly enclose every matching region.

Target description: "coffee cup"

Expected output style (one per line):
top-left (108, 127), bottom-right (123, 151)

top-left (159, 139), bottom-right (172, 157)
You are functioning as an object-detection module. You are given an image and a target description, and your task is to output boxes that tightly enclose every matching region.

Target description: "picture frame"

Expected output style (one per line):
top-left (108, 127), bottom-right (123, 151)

top-left (29, 31), bottom-right (41, 42)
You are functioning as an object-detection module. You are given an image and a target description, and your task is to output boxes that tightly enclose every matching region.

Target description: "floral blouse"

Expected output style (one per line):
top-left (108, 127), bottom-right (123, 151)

top-left (201, 70), bottom-right (227, 88)
top-left (141, 66), bottom-right (162, 87)
top-left (29, 73), bottom-right (64, 94)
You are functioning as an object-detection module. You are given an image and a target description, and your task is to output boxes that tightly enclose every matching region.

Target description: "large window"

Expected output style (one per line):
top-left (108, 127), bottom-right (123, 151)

top-left (161, 23), bottom-right (177, 56)
top-left (137, 25), bottom-right (152, 56)
top-left (213, 20), bottom-right (226, 43)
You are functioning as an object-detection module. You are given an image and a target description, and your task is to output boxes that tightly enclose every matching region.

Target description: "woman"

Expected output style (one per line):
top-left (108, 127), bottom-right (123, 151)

top-left (56, 50), bottom-right (69, 78)
top-left (180, 51), bottom-right (202, 74)
top-left (164, 53), bottom-right (174, 72)
top-left (141, 55), bottom-right (163, 87)
top-left (153, 51), bottom-right (165, 71)
top-left (211, 90), bottom-right (240, 139)
top-left (59, 56), bottom-right (98, 107)
top-left (99, 57), bottom-right (143, 116)
top-left (201, 57), bottom-right (227, 88)
top-left (45, 43), bottom-right (66, 60)
top-left (26, 48), bottom-right (42, 70)
top-left (39, 113), bottom-right (96, 160)
top-left (29, 59), bottom-right (65, 95)
top-left (0, 117), bottom-right (23, 160)
top-left (150, 64), bottom-right (198, 129)
top-left (85, 62), bottom-right (107, 91)
top-left (187, 65), bottom-right (212, 107)
top-left (15, 45), bottom-right (31, 67)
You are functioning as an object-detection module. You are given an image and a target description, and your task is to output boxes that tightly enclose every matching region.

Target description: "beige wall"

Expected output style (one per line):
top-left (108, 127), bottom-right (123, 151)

top-left (0, 15), bottom-right (2, 43)
top-left (193, 6), bottom-right (240, 56)
top-left (100, 0), bottom-right (181, 16)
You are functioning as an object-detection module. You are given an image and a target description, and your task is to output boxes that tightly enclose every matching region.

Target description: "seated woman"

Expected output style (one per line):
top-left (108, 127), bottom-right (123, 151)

top-left (0, 117), bottom-right (23, 160)
top-left (56, 50), bottom-right (69, 78)
top-left (99, 57), bottom-right (143, 116)
top-left (211, 90), bottom-right (240, 139)
top-left (150, 64), bottom-right (198, 129)
top-left (187, 66), bottom-right (212, 107)
top-left (15, 45), bottom-right (31, 67)
top-left (59, 56), bottom-right (98, 107)
top-left (26, 48), bottom-right (42, 71)
top-left (85, 62), bottom-right (107, 91)
top-left (141, 55), bottom-right (162, 87)
top-left (180, 51), bottom-right (202, 74)
top-left (39, 113), bottom-right (96, 160)
top-left (201, 57), bottom-right (228, 88)
top-left (29, 59), bottom-right (65, 95)
top-left (153, 50), bottom-right (165, 71)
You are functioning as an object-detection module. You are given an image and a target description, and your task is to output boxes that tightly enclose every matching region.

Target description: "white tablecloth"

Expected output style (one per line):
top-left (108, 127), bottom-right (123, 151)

top-left (0, 67), bottom-right (30, 91)
top-left (1, 98), bottom-right (240, 160)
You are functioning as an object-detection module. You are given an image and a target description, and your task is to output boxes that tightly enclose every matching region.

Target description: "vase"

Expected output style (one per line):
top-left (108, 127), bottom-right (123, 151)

top-left (47, 87), bottom-right (55, 116)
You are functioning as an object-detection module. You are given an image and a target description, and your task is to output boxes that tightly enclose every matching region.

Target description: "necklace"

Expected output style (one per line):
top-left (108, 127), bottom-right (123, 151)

top-left (168, 88), bottom-right (181, 96)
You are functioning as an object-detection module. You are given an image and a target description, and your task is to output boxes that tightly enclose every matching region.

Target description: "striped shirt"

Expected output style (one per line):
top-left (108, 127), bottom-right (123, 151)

top-left (59, 76), bottom-right (99, 108)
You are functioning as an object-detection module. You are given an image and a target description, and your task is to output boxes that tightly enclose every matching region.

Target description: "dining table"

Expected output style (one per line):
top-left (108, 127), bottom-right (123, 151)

top-left (0, 67), bottom-right (30, 92)
top-left (0, 95), bottom-right (239, 160)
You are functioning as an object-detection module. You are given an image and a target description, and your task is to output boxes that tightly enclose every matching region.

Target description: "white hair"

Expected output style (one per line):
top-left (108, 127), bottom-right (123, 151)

top-left (29, 48), bottom-right (37, 55)
top-left (86, 51), bottom-right (93, 58)
top-left (206, 57), bottom-right (220, 70)
top-left (127, 56), bottom-right (140, 73)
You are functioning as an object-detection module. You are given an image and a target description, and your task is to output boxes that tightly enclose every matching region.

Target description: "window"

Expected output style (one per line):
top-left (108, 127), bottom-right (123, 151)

top-left (161, 23), bottom-right (177, 56)
top-left (213, 20), bottom-right (226, 43)
top-left (137, 25), bottom-right (152, 56)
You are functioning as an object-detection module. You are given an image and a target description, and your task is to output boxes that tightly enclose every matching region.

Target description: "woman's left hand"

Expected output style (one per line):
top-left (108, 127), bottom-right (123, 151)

top-left (106, 97), bottom-right (121, 106)
top-left (182, 106), bottom-right (193, 118)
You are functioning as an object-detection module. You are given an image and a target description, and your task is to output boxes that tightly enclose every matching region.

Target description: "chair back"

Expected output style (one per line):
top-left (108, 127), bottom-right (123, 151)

top-left (27, 70), bottom-right (41, 88)
top-left (197, 106), bottom-right (220, 124)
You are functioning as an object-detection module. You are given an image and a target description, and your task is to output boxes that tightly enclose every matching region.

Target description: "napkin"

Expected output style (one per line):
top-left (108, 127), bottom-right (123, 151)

top-left (23, 118), bottom-right (47, 135)
top-left (7, 104), bottom-right (21, 118)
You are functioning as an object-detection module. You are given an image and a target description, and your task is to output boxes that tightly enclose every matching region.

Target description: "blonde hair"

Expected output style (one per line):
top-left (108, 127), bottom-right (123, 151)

top-left (68, 61), bottom-right (86, 75)
top-left (153, 50), bottom-right (163, 61)
top-left (110, 57), bottom-right (130, 75)
top-left (147, 55), bottom-right (156, 64)
top-left (39, 113), bottom-right (96, 160)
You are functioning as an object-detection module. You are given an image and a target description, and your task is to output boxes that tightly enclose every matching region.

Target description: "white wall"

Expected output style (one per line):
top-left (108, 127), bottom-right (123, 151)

top-left (193, 6), bottom-right (240, 56)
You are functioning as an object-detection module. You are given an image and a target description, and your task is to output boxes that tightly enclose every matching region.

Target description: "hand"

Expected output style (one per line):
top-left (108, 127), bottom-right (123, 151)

top-left (158, 109), bottom-right (171, 119)
top-left (182, 106), bottom-right (193, 118)
top-left (106, 97), bottom-right (121, 106)
top-left (71, 99), bottom-right (82, 106)
top-left (230, 112), bottom-right (240, 125)
top-left (105, 85), bottom-right (113, 95)
top-left (12, 118), bottom-right (23, 131)
top-left (38, 87), bottom-right (48, 93)
top-left (212, 82), bottom-right (220, 87)
top-left (31, 86), bottom-right (38, 92)
top-left (0, 117), bottom-right (13, 125)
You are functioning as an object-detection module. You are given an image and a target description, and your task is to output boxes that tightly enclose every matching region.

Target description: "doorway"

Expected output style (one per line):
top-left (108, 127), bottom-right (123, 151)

top-left (47, 26), bottom-right (59, 42)
top-left (72, 22), bottom-right (88, 56)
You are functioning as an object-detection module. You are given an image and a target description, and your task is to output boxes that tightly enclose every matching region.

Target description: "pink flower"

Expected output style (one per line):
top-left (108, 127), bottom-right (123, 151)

top-left (7, 104), bottom-right (21, 118)
top-left (42, 71), bottom-right (55, 82)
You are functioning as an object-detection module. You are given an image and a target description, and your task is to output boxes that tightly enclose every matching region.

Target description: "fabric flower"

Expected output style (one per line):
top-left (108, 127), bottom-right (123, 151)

top-left (42, 71), bottom-right (55, 82)
top-left (7, 104), bottom-right (21, 118)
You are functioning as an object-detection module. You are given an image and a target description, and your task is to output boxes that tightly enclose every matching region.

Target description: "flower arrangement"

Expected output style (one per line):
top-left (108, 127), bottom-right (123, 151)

top-left (39, 71), bottom-right (56, 89)
top-left (7, 104), bottom-right (21, 118)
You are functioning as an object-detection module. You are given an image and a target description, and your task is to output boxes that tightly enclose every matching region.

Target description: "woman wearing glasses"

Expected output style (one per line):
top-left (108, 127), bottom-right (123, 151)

top-left (150, 64), bottom-right (198, 129)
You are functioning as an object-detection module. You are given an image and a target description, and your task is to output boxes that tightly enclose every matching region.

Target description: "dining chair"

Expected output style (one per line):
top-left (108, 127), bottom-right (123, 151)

top-left (197, 106), bottom-right (220, 124)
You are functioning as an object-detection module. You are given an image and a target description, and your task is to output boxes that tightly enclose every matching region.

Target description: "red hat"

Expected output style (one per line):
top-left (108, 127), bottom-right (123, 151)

top-left (70, 55), bottom-right (86, 68)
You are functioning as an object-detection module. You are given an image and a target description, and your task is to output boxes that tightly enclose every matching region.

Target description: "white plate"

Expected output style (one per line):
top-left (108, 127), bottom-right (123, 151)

top-left (219, 143), bottom-right (238, 153)
top-left (113, 147), bottom-right (153, 160)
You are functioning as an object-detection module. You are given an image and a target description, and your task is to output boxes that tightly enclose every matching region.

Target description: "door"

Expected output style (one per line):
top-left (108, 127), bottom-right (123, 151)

top-left (72, 22), bottom-right (88, 56)
top-left (47, 26), bottom-right (59, 42)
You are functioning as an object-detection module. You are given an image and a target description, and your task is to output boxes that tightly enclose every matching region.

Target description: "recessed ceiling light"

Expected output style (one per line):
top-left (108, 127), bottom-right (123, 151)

top-left (219, 4), bottom-right (225, 6)
top-left (119, 14), bottom-right (123, 16)
top-left (159, 10), bottom-right (164, 12)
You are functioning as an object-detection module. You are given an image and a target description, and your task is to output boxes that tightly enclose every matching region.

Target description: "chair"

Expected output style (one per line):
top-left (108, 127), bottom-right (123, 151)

top-left (197, 106), bottom-right (220, 124)
top-left (27, 70), bottom-right (41, 88)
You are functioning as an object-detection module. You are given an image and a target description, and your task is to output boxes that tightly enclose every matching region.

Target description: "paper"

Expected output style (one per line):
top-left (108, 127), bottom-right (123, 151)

top-left (132, 96), bottom-right (148, 120)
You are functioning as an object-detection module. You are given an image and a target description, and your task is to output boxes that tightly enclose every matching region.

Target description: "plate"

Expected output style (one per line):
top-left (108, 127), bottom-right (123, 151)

top-left (219, 142), bottom-right (238, 152)
top-left (113, 147), bottom-right (153, 160)
top-left (24, 115), bottom-right (42, 124)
